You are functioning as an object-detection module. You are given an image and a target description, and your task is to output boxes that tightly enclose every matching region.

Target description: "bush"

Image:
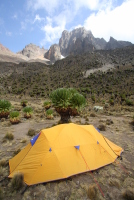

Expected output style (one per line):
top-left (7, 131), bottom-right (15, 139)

top-left (0, 99), bottom-right (11, 111)
top-left (10, 111), bottom-right (19, 118)
top-left (46, 109), bottom-right (54, 119)
top-left (46, 109), bottom-right (53, 116)
top-left (23, 107), bottom-right (33, 119)
top-left (10, 111), bottom-right (20, 124)
top-left (23, 106), bottom-right (33, 113)
top-left (50, 88), bottom-right (86, 123)
top-left (43, 101), bottom-right (51, 109)
top-left (21, 100), bottom-right (28, 107)
top-left (0, 99), bottom-right (11, 118)
top-left (50, 88), bottom-right (86, 110)
top-left (11, 173), bottom-right (24, 190)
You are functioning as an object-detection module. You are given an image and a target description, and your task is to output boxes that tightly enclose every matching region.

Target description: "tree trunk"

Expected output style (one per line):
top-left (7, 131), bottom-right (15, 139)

top-left (55, 108), bottom-right (71, 124)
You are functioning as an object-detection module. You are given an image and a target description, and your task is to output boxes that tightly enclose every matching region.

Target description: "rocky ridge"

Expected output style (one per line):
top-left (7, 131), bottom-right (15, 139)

top-left (0, 43), bottom-right (50, 64)
top-left (44, 27), bottom-right (133, 63)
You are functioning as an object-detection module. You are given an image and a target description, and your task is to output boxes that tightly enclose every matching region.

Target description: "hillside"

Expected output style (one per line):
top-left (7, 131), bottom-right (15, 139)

top-left (0, 46), bottom-right (134, 105)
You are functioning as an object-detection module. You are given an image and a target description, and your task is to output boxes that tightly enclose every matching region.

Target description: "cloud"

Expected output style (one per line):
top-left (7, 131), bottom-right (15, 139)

top-left (6, 31), bottom-right (12, 36)
top-left (27, 0), bottom-right (110, 13)
top-left (27, 0), bottom-right (61, 14)
top-left (40, 17), bottom-right (66, 46)
top-left (33, 14), bottom-right (45, 23)
top-left (84, 0), bottom-right (134, 43)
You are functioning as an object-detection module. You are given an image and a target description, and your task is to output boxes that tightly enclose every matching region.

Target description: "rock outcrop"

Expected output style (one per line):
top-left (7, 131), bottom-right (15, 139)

top-left (44, 44), bottom-right (61, 63)
top-left (17, 43), bottom-right (47, 59)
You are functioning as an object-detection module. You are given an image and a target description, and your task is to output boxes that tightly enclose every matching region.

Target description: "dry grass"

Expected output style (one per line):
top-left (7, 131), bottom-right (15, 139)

top-left (4, 132), bottom-right (14, 140)
top-left (97, 124), bottom-right (106, 131)
top-left (108, 178), bottom-right (121, 189)
top-left (13, 148), bottom-right (21, 156)
top-left (0, 187), bottom-right (3, 200)
top-left (106, 119), bottom-right (114, 125)
top-left (27, 129), bottom-right (35, 137)
top-left (87, 184), bottom-right (97, 200)
top-left (11, 172), bottom-right (24, 190)
top-left (20, 139), bottom-right (27, 143)
top-left (90, 113), bottom-right (96, 117)
top-left (0, 159), bottom-right (8, 167)
top-left (122, 188), bottom-right (134, 200)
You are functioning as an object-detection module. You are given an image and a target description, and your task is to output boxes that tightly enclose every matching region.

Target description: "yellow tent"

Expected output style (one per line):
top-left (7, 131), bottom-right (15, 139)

top-left (9, 123), bottom-right (123, 185)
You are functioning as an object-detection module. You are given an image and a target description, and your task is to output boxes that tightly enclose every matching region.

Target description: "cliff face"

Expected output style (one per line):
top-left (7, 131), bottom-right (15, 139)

top-left (44, 44), bottom-right (61, 63)
top-left (59, 27), bottom-right (107, 57)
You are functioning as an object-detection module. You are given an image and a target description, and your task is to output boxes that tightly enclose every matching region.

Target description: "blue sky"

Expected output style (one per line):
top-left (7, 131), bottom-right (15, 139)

top-left (0, 0), bottom-right (134, 53)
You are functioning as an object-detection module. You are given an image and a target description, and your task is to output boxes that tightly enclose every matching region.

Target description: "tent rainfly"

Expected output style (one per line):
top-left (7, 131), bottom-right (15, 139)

top-left (9, 123), bottom-right (123, 185)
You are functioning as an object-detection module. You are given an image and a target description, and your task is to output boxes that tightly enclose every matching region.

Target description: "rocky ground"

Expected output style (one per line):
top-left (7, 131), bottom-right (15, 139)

top-left (0, 97), bottom-right (134, 200)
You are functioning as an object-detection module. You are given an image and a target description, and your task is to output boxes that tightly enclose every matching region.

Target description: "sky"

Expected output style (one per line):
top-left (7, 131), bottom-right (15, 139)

top-left (0, 0), bottom-right (134, 53)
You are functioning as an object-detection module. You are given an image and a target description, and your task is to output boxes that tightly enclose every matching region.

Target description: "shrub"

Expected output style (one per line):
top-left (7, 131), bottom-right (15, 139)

top-left (46, 109), bottom-right (53, 115)
top-left (0, 99), bottom-right (11, 118)
top-left (21, 100), bottom-right (28, 107)
top-left (50, 88), bottom-right (86, 123)
top-left (11, 173), bottom-right (24, 190)
top-left (23, 107), bottom-right (33, 119)
top-left (43, 101), bottom-right (51, 109)
top-left (46, 109), bottom-right (54, 119)
top-left (10, 111), bottom-right (20, 124)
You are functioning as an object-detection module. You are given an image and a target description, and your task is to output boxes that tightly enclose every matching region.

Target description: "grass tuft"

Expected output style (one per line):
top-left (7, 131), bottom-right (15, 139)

top-left (0, 186), bottom-right (3, 199)
top-left (11, 172), bottom-right (24, 190)
top-left (122, 188), bottom-right (134, 200)
top-left (87, 184), bottom-right (97, 200)
top-left (0, 159), bottom-right (8, 167)
top-left (97, 124), bottom-right (106, 131)
top-left (4, 132), bottom-right (14, 140)
top-left (27, 129), bottom-right (35, 136)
